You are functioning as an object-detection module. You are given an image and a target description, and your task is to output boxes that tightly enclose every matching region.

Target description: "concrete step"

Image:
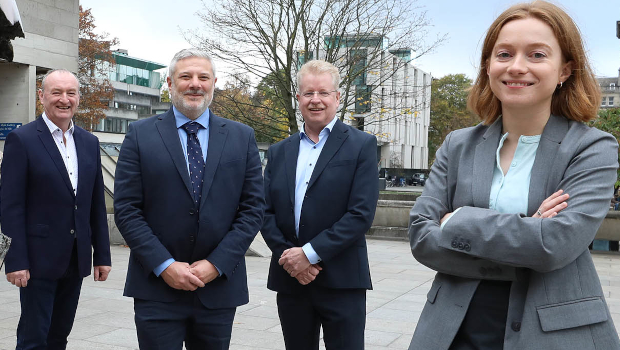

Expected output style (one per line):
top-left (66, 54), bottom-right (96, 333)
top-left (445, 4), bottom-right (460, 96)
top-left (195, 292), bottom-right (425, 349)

top-left (366, 226), bottom-right (409, 241)
top-left (247, 233), bottom-right (272, 257)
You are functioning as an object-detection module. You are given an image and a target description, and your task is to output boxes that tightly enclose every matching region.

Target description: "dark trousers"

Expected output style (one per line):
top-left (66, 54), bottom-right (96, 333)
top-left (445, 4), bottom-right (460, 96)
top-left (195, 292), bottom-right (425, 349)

top-left (449, 280), bottom-right (511, 350)
top-left (16, 243), bottom-right (82, 350)
top-left (277, 285), bottom-right (366, 350)
top-left (134, 292), bottom-right (236, 350)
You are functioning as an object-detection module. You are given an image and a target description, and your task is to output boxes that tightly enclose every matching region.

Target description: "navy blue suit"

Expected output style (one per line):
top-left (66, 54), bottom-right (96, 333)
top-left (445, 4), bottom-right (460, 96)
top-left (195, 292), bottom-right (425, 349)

top-left (114, 109), bottom-right (264, 346)
top-left (262, 119), bottom-right (379, 349)
top-left (1, 116), bottom-right (111, 349)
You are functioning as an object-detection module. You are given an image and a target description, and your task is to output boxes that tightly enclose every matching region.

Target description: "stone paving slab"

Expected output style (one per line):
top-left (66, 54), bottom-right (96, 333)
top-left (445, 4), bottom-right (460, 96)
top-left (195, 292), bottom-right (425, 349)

top-left (0, 241), bottom-right (618, 349)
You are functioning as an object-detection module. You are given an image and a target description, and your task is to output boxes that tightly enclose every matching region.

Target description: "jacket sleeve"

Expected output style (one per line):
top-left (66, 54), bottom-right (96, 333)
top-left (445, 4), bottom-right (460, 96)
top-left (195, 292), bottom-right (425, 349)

top-left (440, 130), bottom-right (618, 273)
top-left (0, 131), bottom-right (30, 273)
top-left (114, 123), bottom-right (173, 276)
top-left (410, 129), bottom-right (618, 278)
top-left (205, 129), bottom-right (265, 277)
top-left (261, 146), bottom-right (295, 258)
top-left (309, 135), bottom-right (379, 262)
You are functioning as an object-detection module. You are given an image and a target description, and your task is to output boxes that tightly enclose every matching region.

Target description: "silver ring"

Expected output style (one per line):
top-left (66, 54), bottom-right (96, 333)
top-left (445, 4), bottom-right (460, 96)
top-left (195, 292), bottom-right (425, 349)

top-left (536, 209), bottom-right (542, 216)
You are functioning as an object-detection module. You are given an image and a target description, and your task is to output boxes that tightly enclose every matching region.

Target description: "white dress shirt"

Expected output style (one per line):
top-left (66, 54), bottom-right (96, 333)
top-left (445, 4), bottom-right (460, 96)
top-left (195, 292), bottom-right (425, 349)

top-left (42, 113), bottom-right (78, 195)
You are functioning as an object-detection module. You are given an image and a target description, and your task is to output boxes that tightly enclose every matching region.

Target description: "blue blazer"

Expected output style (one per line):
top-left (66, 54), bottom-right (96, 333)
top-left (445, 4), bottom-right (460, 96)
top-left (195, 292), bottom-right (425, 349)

top-left (1, 117), bottom-right (111, 279)
top-left (261, 119), bottom-right (379, 293)
top-left (114, 109), bottom-right (264, 308)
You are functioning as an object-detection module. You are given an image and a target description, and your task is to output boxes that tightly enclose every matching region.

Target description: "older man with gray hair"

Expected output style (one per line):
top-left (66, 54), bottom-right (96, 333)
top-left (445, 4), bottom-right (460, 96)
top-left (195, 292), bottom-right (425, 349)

top-left (2, 69), bottom-right (111, 349)
top-left (114, 48), bottom-right (264, 349)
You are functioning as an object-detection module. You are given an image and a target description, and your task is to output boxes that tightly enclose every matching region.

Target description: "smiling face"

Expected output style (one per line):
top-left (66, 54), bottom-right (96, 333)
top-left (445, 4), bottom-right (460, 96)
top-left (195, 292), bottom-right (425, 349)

top-left (39, 71), bottom-right (80, 130)
top-left (487, 17), bottom-right (572, 114)
top-left (167, 56), bottom-right (217, 120)
top-left (296, 72), bottom-right (340, 132)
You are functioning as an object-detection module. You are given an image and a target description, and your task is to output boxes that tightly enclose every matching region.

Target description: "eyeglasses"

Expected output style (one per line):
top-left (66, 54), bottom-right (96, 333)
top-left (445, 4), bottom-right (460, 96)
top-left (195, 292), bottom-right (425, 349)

top-left (300, 90), bottom-right (338, 99)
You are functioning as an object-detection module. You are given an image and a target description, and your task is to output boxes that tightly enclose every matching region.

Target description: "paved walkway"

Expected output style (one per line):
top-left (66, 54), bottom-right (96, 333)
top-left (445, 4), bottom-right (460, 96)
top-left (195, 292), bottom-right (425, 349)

top-left (0, 240), bottom-right (619, 349)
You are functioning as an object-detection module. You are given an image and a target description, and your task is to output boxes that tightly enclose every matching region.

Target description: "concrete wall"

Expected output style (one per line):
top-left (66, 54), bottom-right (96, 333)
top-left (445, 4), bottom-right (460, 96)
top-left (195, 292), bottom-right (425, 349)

top-left (0, 63), bottom-right (37, 149)
top-left (0, 0), bottom-right (79, 150)
top-left (12, 0), bottom-right (79, 71)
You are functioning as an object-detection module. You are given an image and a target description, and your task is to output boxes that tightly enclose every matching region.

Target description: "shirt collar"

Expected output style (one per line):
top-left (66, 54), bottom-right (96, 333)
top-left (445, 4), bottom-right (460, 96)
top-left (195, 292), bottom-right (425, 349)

top-left (42, 112), bottom-right (74, 135)
top-left (173, 106), bottom-right (210, 130)
top-left (300, 115), bottom-right (337, 141)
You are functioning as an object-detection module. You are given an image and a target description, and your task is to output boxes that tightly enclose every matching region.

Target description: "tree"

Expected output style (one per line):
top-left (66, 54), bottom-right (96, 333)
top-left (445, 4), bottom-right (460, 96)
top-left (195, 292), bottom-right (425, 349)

top-left (590, 107), bottom-right (620, 186)
top-left (76, 6), bottom-right (118, 131)
top-left (428, 74), bottom-right (478, 162)
top-left (189, 0), bottom-right (445, 136)
top-left (210, 76), bottom-right (289, 143)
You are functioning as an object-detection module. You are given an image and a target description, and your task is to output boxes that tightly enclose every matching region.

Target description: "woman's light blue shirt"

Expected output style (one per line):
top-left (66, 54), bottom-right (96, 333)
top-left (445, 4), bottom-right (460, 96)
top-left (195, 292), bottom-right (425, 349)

top-left (489, 133), bottom-right (541, 214)
top-left (441, 133), bottom-right (540, 228)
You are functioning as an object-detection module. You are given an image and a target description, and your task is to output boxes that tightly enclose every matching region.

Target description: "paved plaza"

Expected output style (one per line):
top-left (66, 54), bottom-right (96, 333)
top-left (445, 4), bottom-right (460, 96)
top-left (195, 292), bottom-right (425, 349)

top-left (0, 240), bottom-right (619, 349)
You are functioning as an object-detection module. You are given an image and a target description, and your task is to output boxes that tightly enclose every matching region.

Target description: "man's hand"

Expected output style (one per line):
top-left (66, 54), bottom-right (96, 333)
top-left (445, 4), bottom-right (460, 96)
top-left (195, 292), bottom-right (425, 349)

top-left (295, 264), bottom-right (322, 285)
top-left (279, 247), bottom-right (311, 278)
top-left (160, 261), bottom-right (205, 291)
top-left (94, 266), bottom-right (111, 281)
top-left (189, 259), bottom-right (219, 284)
top-left (6, 269), bottom-right (30, 288)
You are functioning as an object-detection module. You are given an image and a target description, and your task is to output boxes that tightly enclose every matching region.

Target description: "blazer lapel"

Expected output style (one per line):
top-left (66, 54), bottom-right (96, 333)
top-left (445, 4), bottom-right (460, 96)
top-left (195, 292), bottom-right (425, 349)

top-left (200, 113), bottom-right (228, 208)
top-left (472, 118), bottom-right (502, 209)
top-left (37, 117), bottom-right (74, 197)
top-left (155, 111), bottom-right (193, 198)
top-left (527, 114), bottom-right (568, 216)
top-left (284, 134), bottom-right (300, 207)
top-left (307, 119), bottom-right (348, 190)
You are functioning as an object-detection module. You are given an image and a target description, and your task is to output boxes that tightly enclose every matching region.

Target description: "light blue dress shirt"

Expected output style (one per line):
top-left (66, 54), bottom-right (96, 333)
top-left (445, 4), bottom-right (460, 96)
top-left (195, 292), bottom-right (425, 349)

top-left (153, 106), bottom-right (211, 277)
top-left (442, 133), bottom-right (540, 228)
top-left (296, 116), bottom-right (338, 264)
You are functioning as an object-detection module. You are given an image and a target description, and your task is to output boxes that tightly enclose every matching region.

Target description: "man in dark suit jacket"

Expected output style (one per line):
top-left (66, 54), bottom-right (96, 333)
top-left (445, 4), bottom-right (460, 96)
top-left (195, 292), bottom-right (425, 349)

top-left (261, 60), bottom-right (379, 349)
top-left (114, 49), bottom-right (264, 349)
top-left (1, 69), bottom-right (111, 349)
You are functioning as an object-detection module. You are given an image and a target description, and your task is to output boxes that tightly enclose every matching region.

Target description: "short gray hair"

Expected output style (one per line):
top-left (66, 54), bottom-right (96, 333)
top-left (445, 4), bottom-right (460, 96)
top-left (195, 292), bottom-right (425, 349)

top-left (296, 60), bottom-right (340, 91)
top-left (169, 48), bottom-right (216, 80)
top-left (40, 69), bottom-right (80, 92)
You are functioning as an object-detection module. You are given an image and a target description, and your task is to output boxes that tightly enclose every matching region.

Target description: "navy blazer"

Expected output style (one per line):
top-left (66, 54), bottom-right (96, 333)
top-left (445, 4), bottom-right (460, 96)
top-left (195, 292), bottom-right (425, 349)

top-left (1, 117), bottom-right (111, 279)
top-left (262, 119), bottom-right (379, 293)
top-left (114, 109), bottom-right (264, 308)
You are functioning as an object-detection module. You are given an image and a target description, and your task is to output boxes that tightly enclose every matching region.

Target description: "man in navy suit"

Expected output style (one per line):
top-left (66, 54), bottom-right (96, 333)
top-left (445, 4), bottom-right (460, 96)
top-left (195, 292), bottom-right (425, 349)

top-left (114, 49), bottom-right (264, 349)
top-left (261, 60), bottom-right (379, 349)
top-left (1, 69), bottom-right (111, 349)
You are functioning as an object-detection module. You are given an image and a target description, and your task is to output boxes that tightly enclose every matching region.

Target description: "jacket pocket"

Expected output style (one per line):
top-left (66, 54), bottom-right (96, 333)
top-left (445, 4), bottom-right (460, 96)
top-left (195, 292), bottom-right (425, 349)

top-left (427, 279), bottom-right (442, 304)
top-left (29, 224), bottom-right (49, 238)
top-left (537, 297), bottom-right (608, 332)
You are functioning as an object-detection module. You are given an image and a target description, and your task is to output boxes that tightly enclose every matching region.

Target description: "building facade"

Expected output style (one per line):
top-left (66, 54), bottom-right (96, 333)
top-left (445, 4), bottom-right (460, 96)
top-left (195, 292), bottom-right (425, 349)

top-left (0, 0), bottom-right (79, 149)
top-left (92, 49), bottom-right (169, 145)
top-left (598, 75), bottom-right (620, 110)
top-left (297, 35), bottom-right (431, 170)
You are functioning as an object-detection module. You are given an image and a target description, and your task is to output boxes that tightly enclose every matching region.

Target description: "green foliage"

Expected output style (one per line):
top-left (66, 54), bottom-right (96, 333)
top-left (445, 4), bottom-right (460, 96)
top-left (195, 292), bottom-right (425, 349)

top-left (589, 108), bottom-right (620, 186)
top-left (429, 74), bottom-right (479, 163)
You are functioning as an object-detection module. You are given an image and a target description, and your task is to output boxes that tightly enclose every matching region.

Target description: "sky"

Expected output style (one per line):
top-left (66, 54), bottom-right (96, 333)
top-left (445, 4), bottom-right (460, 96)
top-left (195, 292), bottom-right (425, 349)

top-left (78, 0), bottom-right (619, 86)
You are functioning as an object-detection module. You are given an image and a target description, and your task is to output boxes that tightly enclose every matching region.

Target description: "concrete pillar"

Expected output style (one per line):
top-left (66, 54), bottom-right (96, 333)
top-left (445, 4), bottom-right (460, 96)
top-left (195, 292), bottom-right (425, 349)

top-left (0, 63), bottom-right (37, 150)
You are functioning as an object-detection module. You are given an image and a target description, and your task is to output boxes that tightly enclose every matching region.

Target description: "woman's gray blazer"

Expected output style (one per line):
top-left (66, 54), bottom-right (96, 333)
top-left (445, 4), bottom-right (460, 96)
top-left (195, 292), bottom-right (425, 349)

top-left (409, 114), bottom-right (620, 350)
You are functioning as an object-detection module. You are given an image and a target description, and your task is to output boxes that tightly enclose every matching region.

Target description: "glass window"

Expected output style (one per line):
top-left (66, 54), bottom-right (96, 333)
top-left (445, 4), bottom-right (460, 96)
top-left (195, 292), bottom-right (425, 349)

top-left (601, 97), bottom-right (607, 106)
top-left (609, 96), bottom-right (614, 106)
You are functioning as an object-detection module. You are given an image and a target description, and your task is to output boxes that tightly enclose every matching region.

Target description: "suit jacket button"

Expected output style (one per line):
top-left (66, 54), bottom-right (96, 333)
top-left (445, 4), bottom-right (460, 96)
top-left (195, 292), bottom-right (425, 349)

top-left (457, 242), bottom-right (464, 250)
top-left (189, 209), bottom-right (195, 215)
top-left (189, 235), bottom-right (195, 243)
top-left (74, 205), bottom-right (78, 210)
top-left (464, 243), bottom-right (471, 251)
top-left (70, 229), bottom-right (75, 235)
top-left (479, 267), bottom-right (487, 276)
top-left (451, 240), bottom-right (458, 248)
top-left (511, 321), bottom-right (521, 332)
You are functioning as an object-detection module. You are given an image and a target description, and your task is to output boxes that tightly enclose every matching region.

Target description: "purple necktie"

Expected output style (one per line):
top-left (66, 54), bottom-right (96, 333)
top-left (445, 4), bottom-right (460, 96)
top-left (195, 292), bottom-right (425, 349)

top-left (181, 122), bottom-right (205, 206)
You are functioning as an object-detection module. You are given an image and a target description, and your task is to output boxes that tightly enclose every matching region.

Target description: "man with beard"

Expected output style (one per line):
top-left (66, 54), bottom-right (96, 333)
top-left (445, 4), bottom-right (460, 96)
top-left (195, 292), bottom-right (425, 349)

top-left (114, 48), bottom-right (264, 349)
